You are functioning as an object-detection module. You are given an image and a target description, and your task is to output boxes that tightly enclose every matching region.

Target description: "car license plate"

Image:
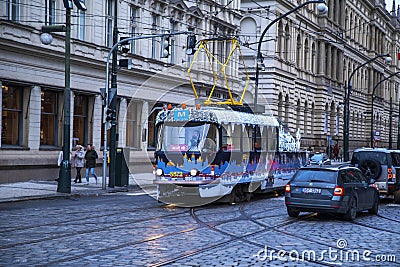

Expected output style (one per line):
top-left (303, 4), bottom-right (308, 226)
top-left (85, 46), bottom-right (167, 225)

top-left (302, 188), bottom-right (321, 194)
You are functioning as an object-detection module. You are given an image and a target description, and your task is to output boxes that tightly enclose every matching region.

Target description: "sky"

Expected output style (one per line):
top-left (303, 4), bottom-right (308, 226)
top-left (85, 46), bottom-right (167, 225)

top-left (385, 0), bottom-right (400, 12)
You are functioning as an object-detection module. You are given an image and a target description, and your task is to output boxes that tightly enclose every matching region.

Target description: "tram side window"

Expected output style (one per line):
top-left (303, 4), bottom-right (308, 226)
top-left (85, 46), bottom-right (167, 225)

top-left (222, 124), bottom-right (240, 151)
top-left (267, 127), bottom-right (276, 152)
top-left (260, 126), bottom-right (268, 152)
top-left (243, 126), bottom-right (252, 152)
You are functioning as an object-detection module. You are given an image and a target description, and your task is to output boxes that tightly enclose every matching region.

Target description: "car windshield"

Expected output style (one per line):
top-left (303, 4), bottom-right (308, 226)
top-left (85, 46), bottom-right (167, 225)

top-left (351, 151), bottom-right (387, 165)
top-left (311, 154), bottom-right (324, 161)
top-left (292, 169), bottom-right (337, 183)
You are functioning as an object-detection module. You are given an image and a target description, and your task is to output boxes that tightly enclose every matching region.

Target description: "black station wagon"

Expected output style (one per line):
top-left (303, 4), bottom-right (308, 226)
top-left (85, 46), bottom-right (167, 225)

top-left (285, 164), bottom-right (379, 221)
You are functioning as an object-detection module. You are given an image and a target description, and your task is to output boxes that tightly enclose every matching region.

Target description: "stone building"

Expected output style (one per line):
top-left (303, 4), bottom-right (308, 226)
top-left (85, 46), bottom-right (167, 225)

top-left (0, 0), bottom-right (242, 182)
top-left (240, 0), bottom-right (400, 153)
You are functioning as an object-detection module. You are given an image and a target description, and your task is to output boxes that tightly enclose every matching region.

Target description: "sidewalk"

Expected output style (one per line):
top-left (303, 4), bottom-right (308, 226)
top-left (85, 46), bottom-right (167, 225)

top-left (0, 173), bottom-right (155, 203)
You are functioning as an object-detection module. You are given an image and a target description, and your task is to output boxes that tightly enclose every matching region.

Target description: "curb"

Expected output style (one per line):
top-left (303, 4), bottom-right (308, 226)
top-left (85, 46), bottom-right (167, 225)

top-left (0, 184), bottom-right (155, 204)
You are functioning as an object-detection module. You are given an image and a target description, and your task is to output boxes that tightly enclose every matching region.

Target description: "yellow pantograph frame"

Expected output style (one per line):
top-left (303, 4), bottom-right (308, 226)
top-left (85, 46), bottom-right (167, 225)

top-left (187, 38), bottom-right (250, 106)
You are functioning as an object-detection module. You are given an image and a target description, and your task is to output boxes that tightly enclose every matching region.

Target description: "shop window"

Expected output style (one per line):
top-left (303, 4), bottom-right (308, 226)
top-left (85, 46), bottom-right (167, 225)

top-left (73, 94), bottom-right (88, 148)
top-left (40, 90), bottom-right (59, 146)
top-left (2, 84), bottom-right (23, 145)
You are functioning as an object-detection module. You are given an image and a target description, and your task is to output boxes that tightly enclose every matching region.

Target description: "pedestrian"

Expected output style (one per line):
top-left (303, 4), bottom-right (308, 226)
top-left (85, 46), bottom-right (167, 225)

top-left (333, 143), bottom-right (339, 161)
top-left (84, 144), bottom-right (98, 184)
top-left (73, 145), bottom-right (85, 183)
top-left (338, 146), bottom-right (343, 162)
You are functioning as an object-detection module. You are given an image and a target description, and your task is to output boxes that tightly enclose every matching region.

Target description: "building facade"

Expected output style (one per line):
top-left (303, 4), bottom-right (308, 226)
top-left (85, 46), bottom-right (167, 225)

top-left (1, 0), bottom-right (400, 183)
top-left (0, 0), bottom-right (242, 183)
top-left (240, 0), bottom-right (400, 153)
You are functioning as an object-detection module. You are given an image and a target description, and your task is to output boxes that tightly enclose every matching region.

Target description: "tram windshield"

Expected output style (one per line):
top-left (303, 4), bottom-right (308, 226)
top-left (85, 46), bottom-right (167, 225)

top-left (157, 122), bottom-right (219, 153)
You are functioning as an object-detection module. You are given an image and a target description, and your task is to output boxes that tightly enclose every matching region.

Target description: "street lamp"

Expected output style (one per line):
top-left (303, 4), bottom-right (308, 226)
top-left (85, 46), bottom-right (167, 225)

top-left (343, 53), bottom-right (391, 161)
top-left (254, 1), bottom-right (328, 113)
top-left (370, 71), bottom-right (400, 148)
top-left (41, 1), bottom-right (87, 193)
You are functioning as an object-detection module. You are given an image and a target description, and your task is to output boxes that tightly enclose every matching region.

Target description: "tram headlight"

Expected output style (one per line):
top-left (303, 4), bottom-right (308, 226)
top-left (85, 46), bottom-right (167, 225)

top-left (190, 168), bottom-right (199, 177)
top-left (156, 168), bottom-right (164, 176)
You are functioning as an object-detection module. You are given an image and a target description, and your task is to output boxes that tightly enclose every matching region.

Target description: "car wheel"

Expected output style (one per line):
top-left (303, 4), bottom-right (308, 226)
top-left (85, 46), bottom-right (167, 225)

top-left (358, 159), bottom-right (382, 179)
top-left (343, 197), bottom-right (357, 221)
top-left (394, 190), bottom-right (400, 204)
top-left (287, 207), bottom-right (300, 218)
top-left (368, 194), bottom-right (379, 215)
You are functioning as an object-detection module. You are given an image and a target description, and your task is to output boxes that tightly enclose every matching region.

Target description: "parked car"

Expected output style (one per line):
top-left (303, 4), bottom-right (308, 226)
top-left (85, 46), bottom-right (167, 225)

top-left (351, 148), bottom-right (400, 204)
top-left (309, 153), bottom-right (331, 165)
top-left (285, 164), bottom-right (379, 221)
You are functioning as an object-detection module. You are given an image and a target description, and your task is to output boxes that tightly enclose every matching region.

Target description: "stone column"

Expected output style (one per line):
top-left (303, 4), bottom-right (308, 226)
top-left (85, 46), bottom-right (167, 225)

top-left (93, 94), bottom-right (103, 149)
top-left (118, 98), bottom-right (127, 147)
top-left (27, 86), bottom-right (41, 150)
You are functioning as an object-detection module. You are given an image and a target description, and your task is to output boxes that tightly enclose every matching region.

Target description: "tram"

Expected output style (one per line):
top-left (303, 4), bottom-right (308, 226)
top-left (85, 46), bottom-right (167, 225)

top-left (153, 104), bottom-right (308, 206)
top-left (152, 38), bottom-right (307, 206)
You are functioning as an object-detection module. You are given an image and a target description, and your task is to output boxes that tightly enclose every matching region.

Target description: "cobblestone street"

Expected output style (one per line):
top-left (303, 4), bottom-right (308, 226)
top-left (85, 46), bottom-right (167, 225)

top-left (0, 191), bottom-right (399, 266)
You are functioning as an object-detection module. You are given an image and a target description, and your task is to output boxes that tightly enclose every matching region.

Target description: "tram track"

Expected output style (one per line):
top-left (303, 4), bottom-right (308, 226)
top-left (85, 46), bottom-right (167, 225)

top-left (0, 204), bottom-right (168, 234)
top-left (0, 206), bottom-right (189, 250)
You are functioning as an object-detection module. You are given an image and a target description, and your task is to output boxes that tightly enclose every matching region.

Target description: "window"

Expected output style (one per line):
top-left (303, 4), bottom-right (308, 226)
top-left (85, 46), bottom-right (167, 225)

top-left (73, 94), bottom-right (88, 148)
top-left (126, 101), bottom-right (142, 148)
top-left (106, 0), bottom-right (114, 47)
top-left (151, 14), bottom-right (158, 59)
top-left (49, 0), bottom-right (56, 25)
top-left (130, 6), bottom-right (138, 53)
top-left (7, 0), bottom-right (19, 22)
top-left (170, 22), bottom-right (177, 64)
top-left (76, 0), bottom-right (86, 40)
top-left (2, 84), bottom-right (23, 145)
top-left (40, 90), bottom-right (59, 146)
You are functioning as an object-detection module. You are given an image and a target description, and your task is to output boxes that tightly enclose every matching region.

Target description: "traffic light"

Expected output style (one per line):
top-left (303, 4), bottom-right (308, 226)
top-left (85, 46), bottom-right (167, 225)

top-left (106, 108), bottom-right (117, 125)
top-left (186, 34), bottom-right (196, 55)
top-left (160, 36), bottom-right (170, 58)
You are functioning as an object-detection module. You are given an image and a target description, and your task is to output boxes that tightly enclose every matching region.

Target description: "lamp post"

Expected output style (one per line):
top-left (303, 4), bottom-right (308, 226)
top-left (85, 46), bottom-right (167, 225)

top-left (41, 1), bottom-right (87, 193)
top-left (343, 53), bottom-right (391, 161)
top-left (370, 71), bottom-right (400, 148)
top-left (254, 0), bottom-right (327, 112)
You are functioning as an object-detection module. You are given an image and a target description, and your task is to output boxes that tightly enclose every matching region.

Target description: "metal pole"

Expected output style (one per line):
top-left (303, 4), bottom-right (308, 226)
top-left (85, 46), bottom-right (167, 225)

top-left (57, 8), bottom-right (71, 193)
top-left (397, 97), bottom-right (400, 149)
top-left (108, 0), bottom-right (118, 188)
top-left (344, 53), bottom-right (390, 161)
top-left (390, 92), bottom-right (393, 149)
top-left (370, 71), bottom-right (400, 148)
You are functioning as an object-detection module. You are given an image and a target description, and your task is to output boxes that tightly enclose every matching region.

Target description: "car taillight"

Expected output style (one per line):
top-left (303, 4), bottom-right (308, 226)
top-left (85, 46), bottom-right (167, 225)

top-left (285, 183), bottom-right (291, 193)
top-left (388, 168), bottom-right (393, 181)
top-left (333, 186), bottom-right (344, 196)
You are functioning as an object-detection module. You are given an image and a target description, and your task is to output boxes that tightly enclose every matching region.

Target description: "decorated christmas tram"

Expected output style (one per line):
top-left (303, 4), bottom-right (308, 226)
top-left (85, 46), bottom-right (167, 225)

top-left (152, 38), bottom-right (307, 206)
top-left (152, 104), bottom-right (308, 206)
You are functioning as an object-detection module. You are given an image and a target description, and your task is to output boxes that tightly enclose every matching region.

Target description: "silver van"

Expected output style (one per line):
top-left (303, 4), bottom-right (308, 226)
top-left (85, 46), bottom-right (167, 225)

top-left (351, 148), bottom-right (400, 203)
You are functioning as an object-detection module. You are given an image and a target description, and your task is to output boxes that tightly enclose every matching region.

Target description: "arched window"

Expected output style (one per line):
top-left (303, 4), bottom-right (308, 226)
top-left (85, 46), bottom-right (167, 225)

top-left (284, 24), bottom-right (290, 61)
top-left (304, 38), bottom-right (309, 71)
top-left (311, 42), bottom-right (316, 73)
top-left (296, 34), bottom-right (302, 67)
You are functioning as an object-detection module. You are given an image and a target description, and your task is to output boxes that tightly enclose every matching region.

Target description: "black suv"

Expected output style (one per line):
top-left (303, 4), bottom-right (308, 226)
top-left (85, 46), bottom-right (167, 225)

top-left (351, 148), bottom-right (400, 204)
top-left (285, 164), bottom-right (379, 221)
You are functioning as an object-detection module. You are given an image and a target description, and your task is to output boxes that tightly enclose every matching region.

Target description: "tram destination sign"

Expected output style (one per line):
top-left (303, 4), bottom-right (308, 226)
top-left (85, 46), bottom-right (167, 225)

top-left (174, 110), bottom-right (189, 121)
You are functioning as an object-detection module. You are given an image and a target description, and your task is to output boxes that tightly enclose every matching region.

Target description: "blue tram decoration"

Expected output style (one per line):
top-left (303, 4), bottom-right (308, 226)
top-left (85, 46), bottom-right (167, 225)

top-left (153, 105), bottom-right (307, 206)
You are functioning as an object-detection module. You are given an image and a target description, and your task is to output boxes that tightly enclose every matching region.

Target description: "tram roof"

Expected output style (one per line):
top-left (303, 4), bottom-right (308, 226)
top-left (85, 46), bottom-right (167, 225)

top-left (156, 107), bottom-right (279, 127)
